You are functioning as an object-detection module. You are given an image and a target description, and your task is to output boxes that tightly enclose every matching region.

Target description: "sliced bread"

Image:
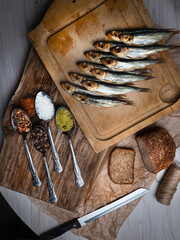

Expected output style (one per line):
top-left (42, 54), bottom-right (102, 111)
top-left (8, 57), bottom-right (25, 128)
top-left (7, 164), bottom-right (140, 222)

top-left (108, 148), bottom-right (135, 184)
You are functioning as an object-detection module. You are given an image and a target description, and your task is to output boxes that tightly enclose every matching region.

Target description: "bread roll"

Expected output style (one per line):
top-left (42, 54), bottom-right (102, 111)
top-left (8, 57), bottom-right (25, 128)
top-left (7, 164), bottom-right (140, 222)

top-left (136, 127), bottom-right (176, 173)
top-left (108, 148), bottom-right (135, 184)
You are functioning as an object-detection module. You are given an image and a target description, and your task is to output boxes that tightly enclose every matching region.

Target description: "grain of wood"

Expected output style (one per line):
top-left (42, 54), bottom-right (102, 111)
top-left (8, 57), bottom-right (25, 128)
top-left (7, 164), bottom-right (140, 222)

top-left (0, 46), bottom-right (101, 211)
top-left (0, 0), bottom-right (165, 213)
top-left (0, 1), bottom-right (180, 240)
top-left (28, 0), bottom-right (180, 153)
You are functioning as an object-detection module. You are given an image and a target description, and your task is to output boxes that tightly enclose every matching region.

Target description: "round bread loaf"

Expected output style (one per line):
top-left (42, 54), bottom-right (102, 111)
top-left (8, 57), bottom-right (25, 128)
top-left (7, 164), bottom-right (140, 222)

top-left (136, 127), bottom-right (176, 173)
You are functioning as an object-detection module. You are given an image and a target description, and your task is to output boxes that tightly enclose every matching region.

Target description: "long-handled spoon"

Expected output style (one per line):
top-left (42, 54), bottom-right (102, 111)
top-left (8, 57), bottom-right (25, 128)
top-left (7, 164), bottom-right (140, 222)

top-left (35, 91), bottom-right (63, 173)
top-left (31, 125), bottom-right (57, 204)
top-left (11, 108), bottom-right (41, 187)
top-left (56, 107), bottom-right (84, 187)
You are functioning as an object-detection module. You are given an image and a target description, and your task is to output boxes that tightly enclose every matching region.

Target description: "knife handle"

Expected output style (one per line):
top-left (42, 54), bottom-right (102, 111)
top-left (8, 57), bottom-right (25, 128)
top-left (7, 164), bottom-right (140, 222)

top-left (40, 219), bottom-right (81, 240)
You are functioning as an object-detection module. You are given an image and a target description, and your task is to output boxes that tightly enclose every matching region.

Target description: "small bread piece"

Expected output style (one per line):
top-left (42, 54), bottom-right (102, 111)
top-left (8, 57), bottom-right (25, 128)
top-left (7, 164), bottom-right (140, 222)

top-left (136, 127), bottom-right (176, 174)
top-left (108, 148), bottom-right (135, 184)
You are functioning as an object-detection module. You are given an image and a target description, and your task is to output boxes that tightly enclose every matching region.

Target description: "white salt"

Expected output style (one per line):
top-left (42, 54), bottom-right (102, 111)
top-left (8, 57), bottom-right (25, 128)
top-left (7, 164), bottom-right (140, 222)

top-left (35, 92), bottom-right (55, 121)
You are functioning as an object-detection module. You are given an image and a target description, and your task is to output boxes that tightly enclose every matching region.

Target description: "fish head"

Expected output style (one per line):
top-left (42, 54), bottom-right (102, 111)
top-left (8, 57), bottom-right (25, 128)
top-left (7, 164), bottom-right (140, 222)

top-left (82, 80), bottom-right (99, 91)
top-left (77, 62), bottom-right (92, 73)
top-left (69, 73), bottom-right (83, 83)
top-left (111, 46), bottom-right (128, 57)
top-left (91, 69), bottom-right (106, 79)
top-left (101, 57), bottom-right (116, 68)
top-left (61, 82), bottom-right (76, 94)
top-left (120, 34), bottom-right (134, 44)
top-left (93, 41), bottom-right (111, 52)
top-left (72, 93), bottom-right (88, 103)
top-left (106, 30), bottom-right (121, 41)
top-left (85, 51), bottom-right (100, 62)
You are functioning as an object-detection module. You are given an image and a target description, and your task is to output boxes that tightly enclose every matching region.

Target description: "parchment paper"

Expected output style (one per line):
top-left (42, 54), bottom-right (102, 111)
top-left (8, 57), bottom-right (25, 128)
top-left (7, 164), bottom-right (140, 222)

top-left (29, 36), bottom-right (180, 240)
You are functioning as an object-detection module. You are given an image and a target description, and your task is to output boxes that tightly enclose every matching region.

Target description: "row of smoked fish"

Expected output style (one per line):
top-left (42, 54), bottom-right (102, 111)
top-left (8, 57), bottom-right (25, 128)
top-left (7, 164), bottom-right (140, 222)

top-left (61, 28), bottom-right (178, 107)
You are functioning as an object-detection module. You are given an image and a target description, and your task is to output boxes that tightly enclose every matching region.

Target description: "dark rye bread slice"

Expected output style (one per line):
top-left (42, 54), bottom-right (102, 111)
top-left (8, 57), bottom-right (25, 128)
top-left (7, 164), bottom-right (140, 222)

top-left (136, 127), bottom-right (176, 174)
top-left (108, 148), bottom-right (135, 184)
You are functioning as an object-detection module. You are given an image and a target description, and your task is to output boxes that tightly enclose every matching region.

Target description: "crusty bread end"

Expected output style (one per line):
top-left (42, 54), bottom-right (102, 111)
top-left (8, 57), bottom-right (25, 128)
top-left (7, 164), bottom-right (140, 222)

top-left (136, 127), bottom-right (176, 173)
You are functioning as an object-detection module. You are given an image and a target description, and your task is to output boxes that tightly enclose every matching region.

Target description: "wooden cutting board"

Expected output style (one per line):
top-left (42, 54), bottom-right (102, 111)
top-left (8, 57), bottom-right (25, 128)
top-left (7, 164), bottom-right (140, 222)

top-left (29, 0), bottom-right (180, 153)
top-left (0, 47), bottom-right (106, 211)
top-left (0, 0), bottom-right (179, 214)
top-left (0, 47), bottom-right (154, 215)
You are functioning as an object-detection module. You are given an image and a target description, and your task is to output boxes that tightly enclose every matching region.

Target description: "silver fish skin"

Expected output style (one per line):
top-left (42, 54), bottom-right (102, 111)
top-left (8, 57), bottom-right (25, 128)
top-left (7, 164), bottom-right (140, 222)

top-left (82, 80), bottom-right (150, 95)
top-left (106, 30), bottom-right (174, 45)
top-left (127, 69), bottom-right (152, 75)
top-left (110, 45), bottom-right (170, 59)
top-left (90, 69), bottom-right (152, 84)
top-left (84, 51), bottom-right (117, 63)
top-left (72, 93), bottom-right (135, 107)
top-left (76, 61), bottom-right (152, 74)
top-left (101, 58), bottom-right (160, 71)
top-left (106, 28), bottom-right (175, 36)
top-left (61, 82), bottom-right (103, 96)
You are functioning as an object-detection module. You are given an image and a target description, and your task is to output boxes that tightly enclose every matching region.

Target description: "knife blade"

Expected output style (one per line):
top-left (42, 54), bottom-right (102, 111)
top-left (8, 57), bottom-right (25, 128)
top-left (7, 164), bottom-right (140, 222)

top-left (40, 188), bottom-right (149, 240)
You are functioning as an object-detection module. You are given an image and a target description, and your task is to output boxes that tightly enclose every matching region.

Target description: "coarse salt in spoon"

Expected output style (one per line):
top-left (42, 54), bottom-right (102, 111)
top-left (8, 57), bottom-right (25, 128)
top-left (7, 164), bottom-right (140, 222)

top-left (35, 91), bottom-right (63, 173)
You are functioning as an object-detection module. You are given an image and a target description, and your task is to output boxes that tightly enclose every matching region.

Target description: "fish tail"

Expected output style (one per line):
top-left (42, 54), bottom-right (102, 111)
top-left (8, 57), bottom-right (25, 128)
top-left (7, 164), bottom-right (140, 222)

top-left (139, 68), bottom-right (153, 74)
top-left (156, 58), bottom-right (166, 64)
top-left (124, 82), bottom-right (135, 86)
top-left (171, 30), bottom-right (180, 35)
top-left (144, 28), bottom-right (179, 34)
top-left (116, 95), bottom-right (135, 105)
top-left (158, 28), bottom-right (174, 31)
top-left (157, 28), bottom-right (179, 33)
top-left (163, 28), bottom-right (177, 31)
top-left (123, 99), bottom-right (136, 106)
top-left (130, 68), bottom-right (153, 75)
top-left (115, 94), bottom-right (128, 100)
top-left (152, 28), bottom-right (177, 32)
top-left (138, 87), bottom-right (151, 92)
top-left (168, 44), bottom-right (180, 50)
top-left (144, 76), bottom-right (155, 81)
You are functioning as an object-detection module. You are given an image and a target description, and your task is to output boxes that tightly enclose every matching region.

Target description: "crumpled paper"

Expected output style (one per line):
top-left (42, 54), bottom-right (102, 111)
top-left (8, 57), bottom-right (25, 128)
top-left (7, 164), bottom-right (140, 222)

top-left (29, 36), bottom-right (180, 240)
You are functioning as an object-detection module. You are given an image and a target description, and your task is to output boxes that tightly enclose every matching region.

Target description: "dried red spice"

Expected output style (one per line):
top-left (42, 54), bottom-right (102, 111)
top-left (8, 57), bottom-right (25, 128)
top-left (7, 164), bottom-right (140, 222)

top-left (12, 109), bottom-right (31, 134)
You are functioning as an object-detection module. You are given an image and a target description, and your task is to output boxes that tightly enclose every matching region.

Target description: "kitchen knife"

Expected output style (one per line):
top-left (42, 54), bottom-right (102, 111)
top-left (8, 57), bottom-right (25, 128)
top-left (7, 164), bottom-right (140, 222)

top-left (40, 188), bottom-right (149, 240)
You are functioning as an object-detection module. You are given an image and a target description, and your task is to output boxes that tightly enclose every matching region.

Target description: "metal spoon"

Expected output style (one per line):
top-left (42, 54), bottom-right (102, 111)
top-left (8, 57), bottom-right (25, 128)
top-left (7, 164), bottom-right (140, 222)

top-left (35, 91), bottom-right (63, 173)
top-left (31, 125), bottom-right (57, 204)
top-left (56, 107), bottom-right (84, 187)
top-left (11, 108), bottom-right (41, 187)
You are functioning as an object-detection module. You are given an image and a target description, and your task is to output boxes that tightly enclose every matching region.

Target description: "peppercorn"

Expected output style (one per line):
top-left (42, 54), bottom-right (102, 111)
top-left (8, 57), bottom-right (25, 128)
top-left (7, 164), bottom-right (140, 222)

top-left (31, 126), bottom-right (50, 153)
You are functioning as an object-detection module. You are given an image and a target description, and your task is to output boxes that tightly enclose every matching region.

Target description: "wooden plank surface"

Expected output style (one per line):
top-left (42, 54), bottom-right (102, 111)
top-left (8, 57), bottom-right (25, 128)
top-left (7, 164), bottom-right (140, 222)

top-left (0, 40), bottom-right (154, 215)
top-left (0, 0), bottom-right (159, 212)
top-left (28, 0), bottom-right (180, 152)
top-left (0, 0), bottom-right (180, 240)
top-left (0, 47), bottom-right (103, 211)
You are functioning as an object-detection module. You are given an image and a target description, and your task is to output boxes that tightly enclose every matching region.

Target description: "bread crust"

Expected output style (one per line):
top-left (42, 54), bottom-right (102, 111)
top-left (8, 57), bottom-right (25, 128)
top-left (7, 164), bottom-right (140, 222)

top-left (136, 127), bottom-right (176, 173)
top-left (108, 148), bottom-right (135, 184)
